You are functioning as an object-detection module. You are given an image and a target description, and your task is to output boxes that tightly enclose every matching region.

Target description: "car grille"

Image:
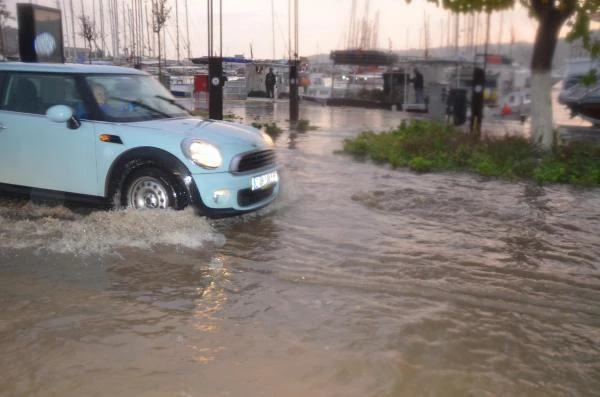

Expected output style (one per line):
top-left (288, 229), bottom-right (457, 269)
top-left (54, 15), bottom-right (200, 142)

top-left (238, 185), bottom-right (276, 207)
top-left (231, 149), bottom-right (276, 173)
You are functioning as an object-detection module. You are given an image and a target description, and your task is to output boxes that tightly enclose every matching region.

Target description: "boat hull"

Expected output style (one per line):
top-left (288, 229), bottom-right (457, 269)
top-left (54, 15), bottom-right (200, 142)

top-left (567, 101), bottom-right (600, 125)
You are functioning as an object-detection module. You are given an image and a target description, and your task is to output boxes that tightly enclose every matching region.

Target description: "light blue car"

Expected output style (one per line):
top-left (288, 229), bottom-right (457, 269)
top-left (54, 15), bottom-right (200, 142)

top-left (0, 62), bottom-right (280, 217)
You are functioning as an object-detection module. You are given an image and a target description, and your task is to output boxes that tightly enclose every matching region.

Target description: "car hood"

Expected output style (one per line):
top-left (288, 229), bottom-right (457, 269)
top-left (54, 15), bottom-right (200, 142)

top-left (143, 117), bottom-right (268, 148)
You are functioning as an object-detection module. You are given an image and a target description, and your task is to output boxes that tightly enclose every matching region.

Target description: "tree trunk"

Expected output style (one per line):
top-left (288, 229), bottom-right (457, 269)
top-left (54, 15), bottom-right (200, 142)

top-left (529, 1), bottom-right (575, 151)
top-left (530, 71), bottom-right (554, 150)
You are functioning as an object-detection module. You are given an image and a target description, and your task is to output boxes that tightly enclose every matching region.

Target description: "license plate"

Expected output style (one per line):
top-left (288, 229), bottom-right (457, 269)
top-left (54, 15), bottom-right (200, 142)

top-left (251, 171), bottom-right (279, 191)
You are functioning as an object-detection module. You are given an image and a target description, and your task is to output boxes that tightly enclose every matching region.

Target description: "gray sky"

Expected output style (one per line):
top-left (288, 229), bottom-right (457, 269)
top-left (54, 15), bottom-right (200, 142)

top-left (5, 0), bottom-right (540, 60)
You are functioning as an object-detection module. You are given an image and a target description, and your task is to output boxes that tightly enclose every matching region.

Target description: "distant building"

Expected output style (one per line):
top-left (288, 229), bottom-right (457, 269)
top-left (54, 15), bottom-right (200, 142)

top-left (1, 26), bottom-right (19, 59)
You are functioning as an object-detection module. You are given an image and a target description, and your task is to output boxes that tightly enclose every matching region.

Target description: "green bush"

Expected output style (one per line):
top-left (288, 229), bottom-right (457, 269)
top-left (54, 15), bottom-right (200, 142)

top-left (340, 120), bottom-right (600, 186)
top-left (265, 123), bottom-right (283, 138)
top-left (409, 157), bottom-right (434, 172)
top-left (250, 122), bottom-right (283, 141)
top-left (296, 119), bottom-right (318, 132)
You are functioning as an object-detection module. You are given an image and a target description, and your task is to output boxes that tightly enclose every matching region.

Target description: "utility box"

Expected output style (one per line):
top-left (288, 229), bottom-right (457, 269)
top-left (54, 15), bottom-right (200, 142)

top-left (447, 88), bottom-right (468, 126)
top-left (194, 74), bottom-right (209, 93)
top-left (382, 71), bottom-right (408, 109)
top-left (427, 82), bottom-right (447, 122)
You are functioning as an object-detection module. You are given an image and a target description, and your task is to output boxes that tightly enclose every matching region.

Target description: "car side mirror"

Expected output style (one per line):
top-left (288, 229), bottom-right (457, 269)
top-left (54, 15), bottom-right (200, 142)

top-left (46, 104), bottom-right (80, 130)
top-left (46, 104), bottom-right (73, 123)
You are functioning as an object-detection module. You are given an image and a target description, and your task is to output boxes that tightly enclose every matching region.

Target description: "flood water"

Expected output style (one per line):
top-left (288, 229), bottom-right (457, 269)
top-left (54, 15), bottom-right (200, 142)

top-left (1, 99), bottom-right (599, 397)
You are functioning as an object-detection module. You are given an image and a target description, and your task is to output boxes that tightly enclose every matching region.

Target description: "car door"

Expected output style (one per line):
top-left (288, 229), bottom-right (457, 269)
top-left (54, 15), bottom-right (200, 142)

top-left (0, 73), bottom-right (99, 196)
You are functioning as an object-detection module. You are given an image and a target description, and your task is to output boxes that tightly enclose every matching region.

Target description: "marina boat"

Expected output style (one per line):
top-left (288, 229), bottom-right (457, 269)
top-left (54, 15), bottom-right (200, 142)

top-left (167, 65), bottom-right (205, 97)
top-left (496, 89), bottom-right (531, 117)
top-left (301, 73), bottom-right (333, 104)
top-left (169, 74), bottom-right (195, 97)
top-left (558, 58), bottom-right (600, 125)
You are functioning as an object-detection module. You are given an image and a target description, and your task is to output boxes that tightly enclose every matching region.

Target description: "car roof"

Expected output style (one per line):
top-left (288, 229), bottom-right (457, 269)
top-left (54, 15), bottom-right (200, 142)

top-left (0, 62), bottom-right (148, 76)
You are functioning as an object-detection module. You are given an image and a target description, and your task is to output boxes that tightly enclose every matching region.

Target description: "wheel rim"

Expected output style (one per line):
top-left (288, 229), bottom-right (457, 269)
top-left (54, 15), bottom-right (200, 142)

top-left (127, 176), bottom-right (170, 209)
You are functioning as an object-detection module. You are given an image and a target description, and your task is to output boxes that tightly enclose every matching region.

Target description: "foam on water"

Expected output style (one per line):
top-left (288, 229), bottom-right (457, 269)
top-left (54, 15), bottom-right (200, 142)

top-left (0, 202), bottom-right (225, 256)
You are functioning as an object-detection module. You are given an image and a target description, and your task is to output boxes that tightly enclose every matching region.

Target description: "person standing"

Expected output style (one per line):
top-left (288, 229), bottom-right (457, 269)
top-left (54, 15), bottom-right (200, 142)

top-left (265, 67), bottom-right (276, 98)
top-left (413, 68), bottom-right (424, 104)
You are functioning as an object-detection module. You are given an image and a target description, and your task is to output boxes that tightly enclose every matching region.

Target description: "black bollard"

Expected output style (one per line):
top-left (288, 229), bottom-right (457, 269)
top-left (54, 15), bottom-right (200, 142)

top-left (208, 56), bottom-right (224, 120)
top-left (289, 61), bottom-right (299, 123)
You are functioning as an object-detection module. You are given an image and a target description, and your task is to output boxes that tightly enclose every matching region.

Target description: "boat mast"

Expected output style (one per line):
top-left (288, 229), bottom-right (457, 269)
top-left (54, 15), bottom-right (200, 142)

top-left (176, 0), bottom-right (180, 63)
top-left (121, 1), bottom-right (125, 58)
top-left (132, 0), bottom-right (137, 62)
top-left (145, 1), bottom-right (153, 58)
top-left (348, 0), bottom-right (357, 49)
top-left (92, 0), bottom-right (97, 56)
top-left (59, 0), bottom-right (69, 59)
top-left (185, 0), bottom-right (190, 59)
top-left (98, 0), bottom-right (106, 56)
top-left (108, 0), bottom-right (114, 56)
top-left (69, 0), bottom-right (76, 58)
top-left (271, 0), bottom-right (275, 60)
top-left (135, 0), bottom-right (143, 62)
top-left (80, 0), bottom-right (88, 59)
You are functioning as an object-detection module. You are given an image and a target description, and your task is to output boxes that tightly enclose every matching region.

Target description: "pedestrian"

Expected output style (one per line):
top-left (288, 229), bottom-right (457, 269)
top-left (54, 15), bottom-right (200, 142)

top-left (265, 67), bottom-right (276, 98)
top-left (413, 68), bottom-right (424, 104)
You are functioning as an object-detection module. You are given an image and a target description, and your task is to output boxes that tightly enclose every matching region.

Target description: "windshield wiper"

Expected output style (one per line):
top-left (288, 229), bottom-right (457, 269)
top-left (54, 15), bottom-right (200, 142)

top-left (107, 96), bottom-right (173, 118)
top-left (154, 95), bottom-right (191, 113)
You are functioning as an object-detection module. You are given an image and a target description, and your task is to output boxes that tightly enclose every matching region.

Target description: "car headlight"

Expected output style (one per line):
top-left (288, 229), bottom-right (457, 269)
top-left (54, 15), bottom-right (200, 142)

top-left (182, 139), bottom-right (222, 169)
top-left (260, 130), bottom-right (274, 147)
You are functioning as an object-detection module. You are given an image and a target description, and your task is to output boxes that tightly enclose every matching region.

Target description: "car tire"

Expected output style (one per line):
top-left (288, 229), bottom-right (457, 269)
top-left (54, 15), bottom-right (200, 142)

top-left (121, 167), bottom-right (183, 210)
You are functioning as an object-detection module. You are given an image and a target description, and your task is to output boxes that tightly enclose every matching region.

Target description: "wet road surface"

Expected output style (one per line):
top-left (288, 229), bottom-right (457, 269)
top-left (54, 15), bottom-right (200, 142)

top-left (1, 100), bottom-right (599, 397)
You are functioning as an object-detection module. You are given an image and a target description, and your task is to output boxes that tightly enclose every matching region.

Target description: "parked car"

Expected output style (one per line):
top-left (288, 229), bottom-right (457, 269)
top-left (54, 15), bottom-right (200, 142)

top-left (0, 62), bottom-right (280, 217)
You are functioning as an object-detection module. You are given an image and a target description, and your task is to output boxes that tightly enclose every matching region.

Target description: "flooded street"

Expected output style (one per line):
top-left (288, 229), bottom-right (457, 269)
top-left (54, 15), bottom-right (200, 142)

top-left (1, 101), bottom-right (600, 397)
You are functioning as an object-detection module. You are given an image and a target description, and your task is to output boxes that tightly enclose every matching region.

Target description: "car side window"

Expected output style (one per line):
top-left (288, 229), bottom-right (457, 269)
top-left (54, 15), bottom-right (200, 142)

top-left (3, 75), bottom-right (42, 114)
top-left (2, 74), bottom-right (84, 116)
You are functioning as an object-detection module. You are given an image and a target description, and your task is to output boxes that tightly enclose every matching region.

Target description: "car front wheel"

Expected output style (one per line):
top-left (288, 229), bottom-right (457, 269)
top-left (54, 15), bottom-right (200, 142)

top-left (122, 167), bottom-right (180, 210)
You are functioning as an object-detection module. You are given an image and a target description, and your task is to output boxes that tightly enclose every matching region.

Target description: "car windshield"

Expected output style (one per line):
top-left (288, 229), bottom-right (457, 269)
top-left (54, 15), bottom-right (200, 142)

top-left (85, 74), bottom-right (190, 122)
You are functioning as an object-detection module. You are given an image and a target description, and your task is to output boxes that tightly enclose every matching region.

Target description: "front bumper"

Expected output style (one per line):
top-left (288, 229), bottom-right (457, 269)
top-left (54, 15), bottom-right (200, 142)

top-left (187, 166), bottom-right (281, 218)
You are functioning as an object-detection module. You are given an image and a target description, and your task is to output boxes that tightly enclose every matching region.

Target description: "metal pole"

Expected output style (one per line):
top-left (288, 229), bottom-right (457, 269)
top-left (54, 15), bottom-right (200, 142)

top-left (289, 0), bottom-right (299, 122)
